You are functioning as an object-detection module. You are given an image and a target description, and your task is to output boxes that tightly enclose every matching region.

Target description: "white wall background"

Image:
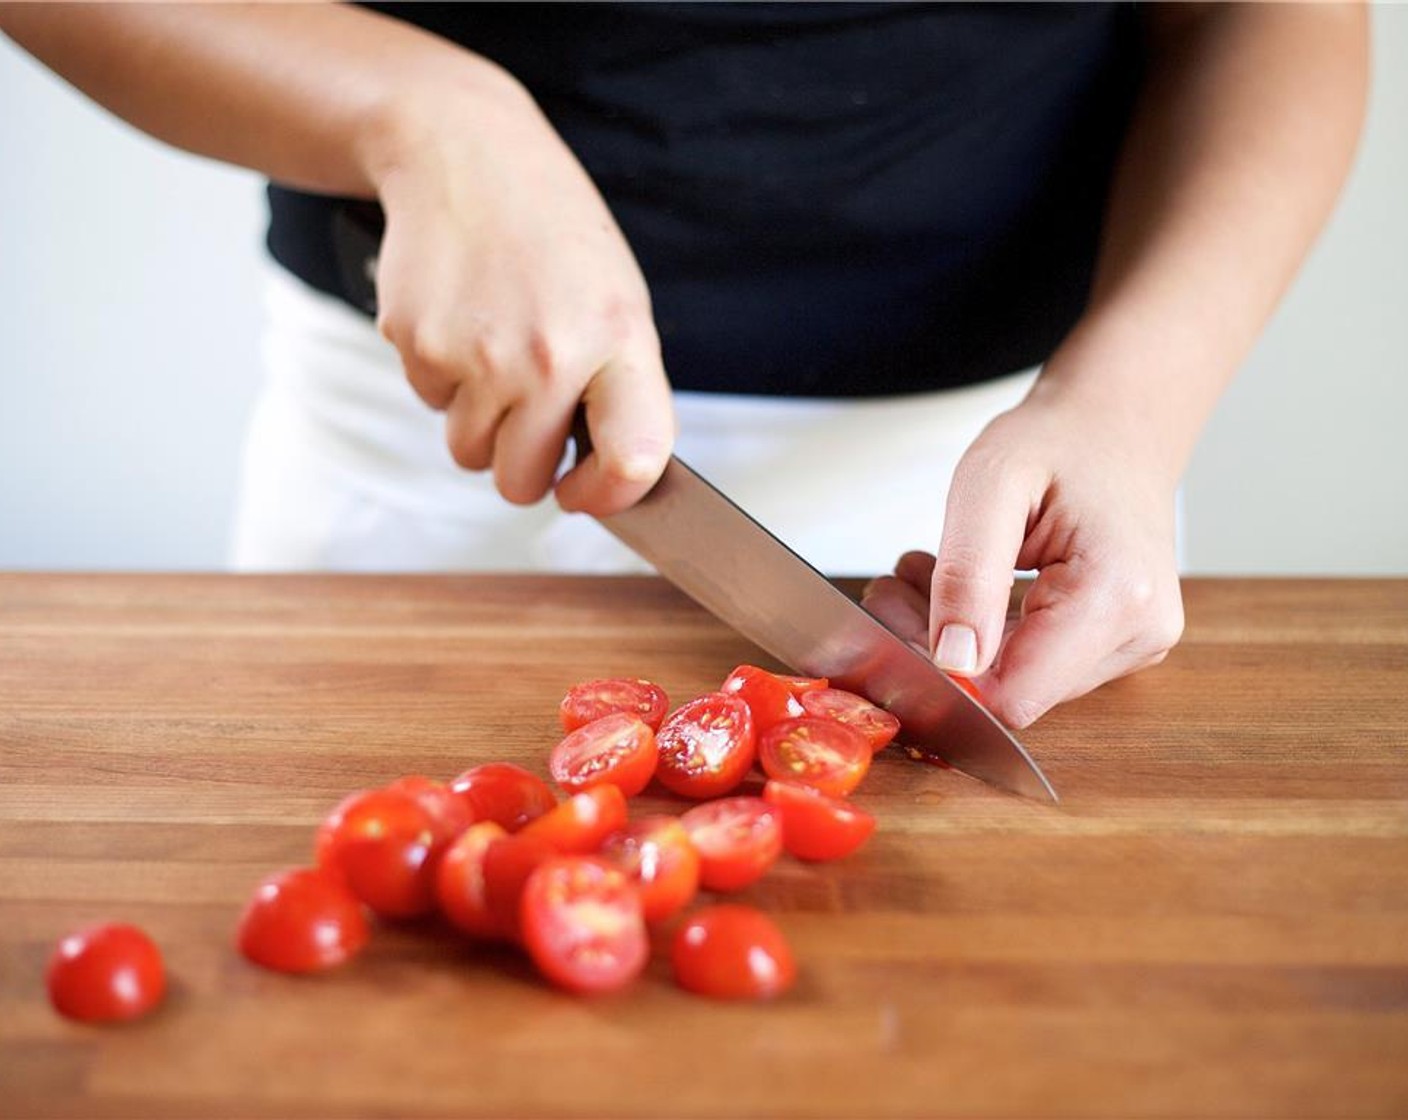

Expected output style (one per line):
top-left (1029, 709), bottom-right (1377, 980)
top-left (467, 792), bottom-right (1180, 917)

top-left (2, 12), bottom-right (1406, 574)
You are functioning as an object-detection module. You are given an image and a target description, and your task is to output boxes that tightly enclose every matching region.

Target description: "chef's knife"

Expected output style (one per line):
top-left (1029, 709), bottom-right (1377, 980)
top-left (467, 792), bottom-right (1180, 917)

top-left (581, 444), bottom-right (1058, 802)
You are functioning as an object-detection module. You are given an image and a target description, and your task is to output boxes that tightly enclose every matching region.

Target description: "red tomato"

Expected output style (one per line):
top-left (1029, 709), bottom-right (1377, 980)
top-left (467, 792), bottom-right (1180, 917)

top-left (46, 923), bottom-right (165, 1023)
top-left (671, 905), bottom-right (796, 1001)
top-left (520, 857), bottom-right (648, 995)
top-left (799, 687), bottom-right (901, 752)
top-left (776, 674), bottom-right (828, 697)
top-left (679, 797), bottom-right (782, 892)
top-left (759, 716), bottom-right (871, 798)
top-left (946, 672), bottom-right (986, 704)
top-left (600, 814), bottom-right (701, 923)
top-left (762, 779), bottom-right (876, 862)
top-left (436, 821), bottom-right (554, 941)
top-left (549, 712), bottom-right (658, 798)
top-left (449, 762), bottom-right (558, 832)
top-left (517, 784), bottom-right (628, 854)
top-left (720, 664), bottom-right (804, 732)
top-left (559, 678), bottom-right (669, 733)
top-left (315, 787), bottom-right (438, 918)
top-left (237, 867), bottom-right (369, 974)
top-left (384, 775), bottom-right (474, 845)
top-left (654, 692), bottom-right (757, 800)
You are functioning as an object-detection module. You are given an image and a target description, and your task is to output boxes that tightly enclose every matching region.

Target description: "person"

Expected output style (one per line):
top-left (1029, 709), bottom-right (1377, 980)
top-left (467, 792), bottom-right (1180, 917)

top-left (0, 3), bottom-right (1369, 729)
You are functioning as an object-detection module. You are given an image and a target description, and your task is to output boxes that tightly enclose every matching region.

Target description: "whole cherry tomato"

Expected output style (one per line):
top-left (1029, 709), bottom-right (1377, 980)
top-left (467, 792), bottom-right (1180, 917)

top-left (600, 814), bottom-right (701, 923)
top-left (549, 712), bottom-right (658, 798)
top-left (762, 779), bottom-right (876, 862)
top-left (520, 857), bottom-right (648, 995)
top-left (46, 923), bottom-right (166, 1023)
top-left (799, 687), bottom-right (901, 752)
top-left (679, 796), bottom-right (782, 892)
top-left (559, 678), bottom-right (669, 733)
top-left (672, 905), bottom-right (796, 1000)
top-left (655, 692), bottom-right (756, 800)
top-left (758, 716), bottom-right (871, 798)
top-left (237, 867), bottom-right (369, 974)
top-left (449, 762), bottom-right (558, 832)
top-left (315, 787), bottom-right (439, 919)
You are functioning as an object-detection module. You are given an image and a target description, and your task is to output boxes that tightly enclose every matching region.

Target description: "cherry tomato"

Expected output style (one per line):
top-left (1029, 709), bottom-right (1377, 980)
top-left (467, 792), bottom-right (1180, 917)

top-left (720, 664), bottom-right (804, 732)
top-left (449, 762), bottom-right (557, 832)
top-left (776, 674), bottom-right (828, 697)
top-left (559, 678), bottom-right (669, 733)
top-left (549, 712), bottom-right (658, 798)
top-left (799, 687), bottom-right (901, 752)
top-left (671, 905), bottom-right (796, 1001)
top-left (600, 814), bottom-right (701, 924)
top-left (518, 784), bottom-right (629, 854)
top-left (762, 779), bottom-right (876, 862)
top-left (237, 867), bottom-right (369, 974)
top-left (679, 796), bottom-right (782, 892)
top-left (384, 775), bottom-right (474, 845)
top-left (315, 787), bottom-right (439, 918)
top-left (46, 923), bottom-right (165, 1023)
top-left (946, 672), bottom-right (986, 704)
top-left (759, 716), bottom-right (871, 798)
top-left (436, 821), bottom-right (554, 941)
top-left (520, 857), bottom-right (648, 995)
top-left (655, 692), bottom-right (756, 800)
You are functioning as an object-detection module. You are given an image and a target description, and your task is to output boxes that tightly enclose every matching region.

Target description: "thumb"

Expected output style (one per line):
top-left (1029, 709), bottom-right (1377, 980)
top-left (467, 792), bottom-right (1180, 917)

top-left (928, 459), bottom-right (1033, 676)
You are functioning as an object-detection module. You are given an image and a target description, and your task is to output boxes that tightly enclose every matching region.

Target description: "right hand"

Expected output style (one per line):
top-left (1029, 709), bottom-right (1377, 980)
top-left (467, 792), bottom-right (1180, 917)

top-left (369, 75), bottom-right (674, 516)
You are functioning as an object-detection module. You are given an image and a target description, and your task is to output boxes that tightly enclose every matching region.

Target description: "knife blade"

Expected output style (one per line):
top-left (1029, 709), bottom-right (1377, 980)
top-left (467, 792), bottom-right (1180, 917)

top-left (589, 451), bottom-right (1058, 803)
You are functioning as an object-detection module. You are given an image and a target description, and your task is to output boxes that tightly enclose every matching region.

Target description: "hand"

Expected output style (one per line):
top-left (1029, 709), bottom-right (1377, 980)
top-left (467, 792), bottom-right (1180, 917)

top-left (862, 386), bottom-right (1185, 728)
top-left (370, 78), bottom-right (674, 516)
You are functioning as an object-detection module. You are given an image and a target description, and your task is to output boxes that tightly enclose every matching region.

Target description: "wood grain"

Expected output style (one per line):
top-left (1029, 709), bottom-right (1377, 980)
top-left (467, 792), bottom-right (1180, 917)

top-left (1, 574), bottom-right (1406, 1119)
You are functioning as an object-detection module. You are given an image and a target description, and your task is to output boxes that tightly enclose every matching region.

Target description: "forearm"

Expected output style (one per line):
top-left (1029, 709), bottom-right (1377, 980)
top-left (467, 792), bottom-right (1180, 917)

top-left (0, 1), bottom-right (531, 198)
top-left (1033, 3), bottom-right (1369, 481)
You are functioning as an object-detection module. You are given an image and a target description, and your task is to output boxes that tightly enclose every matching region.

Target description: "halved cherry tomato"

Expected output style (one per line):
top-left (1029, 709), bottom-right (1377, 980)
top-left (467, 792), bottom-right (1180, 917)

top-left (759, 716), bottom-right (871, 798)
top-left (46, 923), bottom-right (165, 1023)
top-left (720, 665), bottom-right (804, 732)
top-left (314, 787), bottom-right (438, 918)
top-left (237, 867), bottom-right (369, 974)
top-left (655, 692), bottom-right (756, 800)
top-left (559, 678), bottom-right (669, 733)
top-left (384, 775), bottom-right (474, 846)
top-left (549, 712), bottom-right (657, 798)
top-left (945, 672), bottom-right (986, 704)
top-left (520, 856), bottom-right (648, 995)
top-left (518, 784), bottom-right (628, 854)
top-left (671, 905), bottom-right (796, 1000)
top-left (799, 687), bottom-right (901, 752)
top-left (762, 779), bottom-right (876, 862)
top-left (437, 821), bottom-right (554, 942)
top-left (679, 797), bottom-right (782, 892)
top-left (776, 674), bottom-right (829, 698)
top-left (449, 762), bottom-right (557, 832)
top-left (600, 814), bottom-right (701, 923)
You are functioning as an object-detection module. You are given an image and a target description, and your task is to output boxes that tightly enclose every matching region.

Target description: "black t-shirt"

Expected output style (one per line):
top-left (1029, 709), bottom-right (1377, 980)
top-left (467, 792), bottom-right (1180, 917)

top-left (266, 2), bottom-right (1144, 397)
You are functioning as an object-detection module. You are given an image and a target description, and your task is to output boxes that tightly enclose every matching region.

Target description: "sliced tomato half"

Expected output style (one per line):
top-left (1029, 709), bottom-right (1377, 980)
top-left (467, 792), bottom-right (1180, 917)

top-left (799, 687), bottom-right (901, 752)
top-left (449, 762), bottom-right (558, 833)
top-left (720, 665), bottom-right (804, 733)
top-left (237, 867), bottom-right (369, 974)
top-left (672, 904), bottom-right (796, 1001)
top-left (679, 796), bottom-right (782, 893)
top-left (549, 712), bottom-right (658, 798)
top-left (600, 814), bottom-right (701, 923)
top-left (758, 717), bottom-right (871, 799)
top-left (762, 779), bottom-right (876, 862)
top-left (559, 677), bottom-right (669, 733)
top-left (655, 692), bottom-right (757, 800)
top-left (314, 787), bottom-right (439, 919)
top-left (517, 784), bottom-right (629, 854)
top-left (437, 821), bottom-right (554, 942)
top-left (520, 856), bottom-right (648, 995)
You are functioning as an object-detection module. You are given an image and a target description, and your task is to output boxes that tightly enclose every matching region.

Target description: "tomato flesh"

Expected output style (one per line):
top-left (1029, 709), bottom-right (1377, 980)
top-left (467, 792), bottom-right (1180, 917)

top-left (655, 692), bottom-right (757, 800)
top-left (560, 678), bottom-right (669, 733)
top-left (721, 665), bottom-right (805, 732)
top-left (776, 674), bottom-right (828, 697)
top-left (549, 712), bottom-right (658, 798)
top-left (679, 796), bottom-right (782, 892)
top-left (449, 762), bottom-right (557, 832)
top-left (799, 687), bottom-right (901, 752)
top-left (672, 905), bottom-right (796, 1000)
top-left (518, 784), bottom-right (629, 854)
top-left (762, 779), bottom-right (876, 862)
top-left (237, 867), bottom-right (369, 974)
top-left (759, 716), bottom-right (871, 798)
top-left (520, 856), bottom-right (648, 995)
top-left (46, 923), bottom-right (166, 1023)
top-left (315, 787), bottom-right (439, 918)
top-left (600, 814), bottom-right (701, 923)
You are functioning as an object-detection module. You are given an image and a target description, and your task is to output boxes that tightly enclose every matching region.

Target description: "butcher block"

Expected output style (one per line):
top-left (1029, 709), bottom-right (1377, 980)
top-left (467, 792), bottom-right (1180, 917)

top-left (0, 573), bottom-right (1405, 1118)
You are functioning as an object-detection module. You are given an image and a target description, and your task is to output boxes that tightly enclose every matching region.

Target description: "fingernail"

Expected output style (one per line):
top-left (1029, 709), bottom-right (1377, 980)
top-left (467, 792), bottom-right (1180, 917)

top-left (934, 624), bottom-right (978, 673)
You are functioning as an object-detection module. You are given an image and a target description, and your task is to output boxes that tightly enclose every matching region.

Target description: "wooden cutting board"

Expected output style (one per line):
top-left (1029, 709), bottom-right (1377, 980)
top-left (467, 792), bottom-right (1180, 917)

top-left (1, 574), bottom-right (1406, 1118)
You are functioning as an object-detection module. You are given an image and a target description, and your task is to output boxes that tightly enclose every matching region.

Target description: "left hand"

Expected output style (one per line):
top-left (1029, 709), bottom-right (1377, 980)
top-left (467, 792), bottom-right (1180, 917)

top-left (861, 385), bottom-right (1186, 729)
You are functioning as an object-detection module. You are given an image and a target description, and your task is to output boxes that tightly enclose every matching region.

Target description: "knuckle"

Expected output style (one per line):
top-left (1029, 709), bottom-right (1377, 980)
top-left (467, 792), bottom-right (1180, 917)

top-left (407, 323), bottom-right (458, 372)
top-left (1115, 574), bottom-right (1185, 656)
